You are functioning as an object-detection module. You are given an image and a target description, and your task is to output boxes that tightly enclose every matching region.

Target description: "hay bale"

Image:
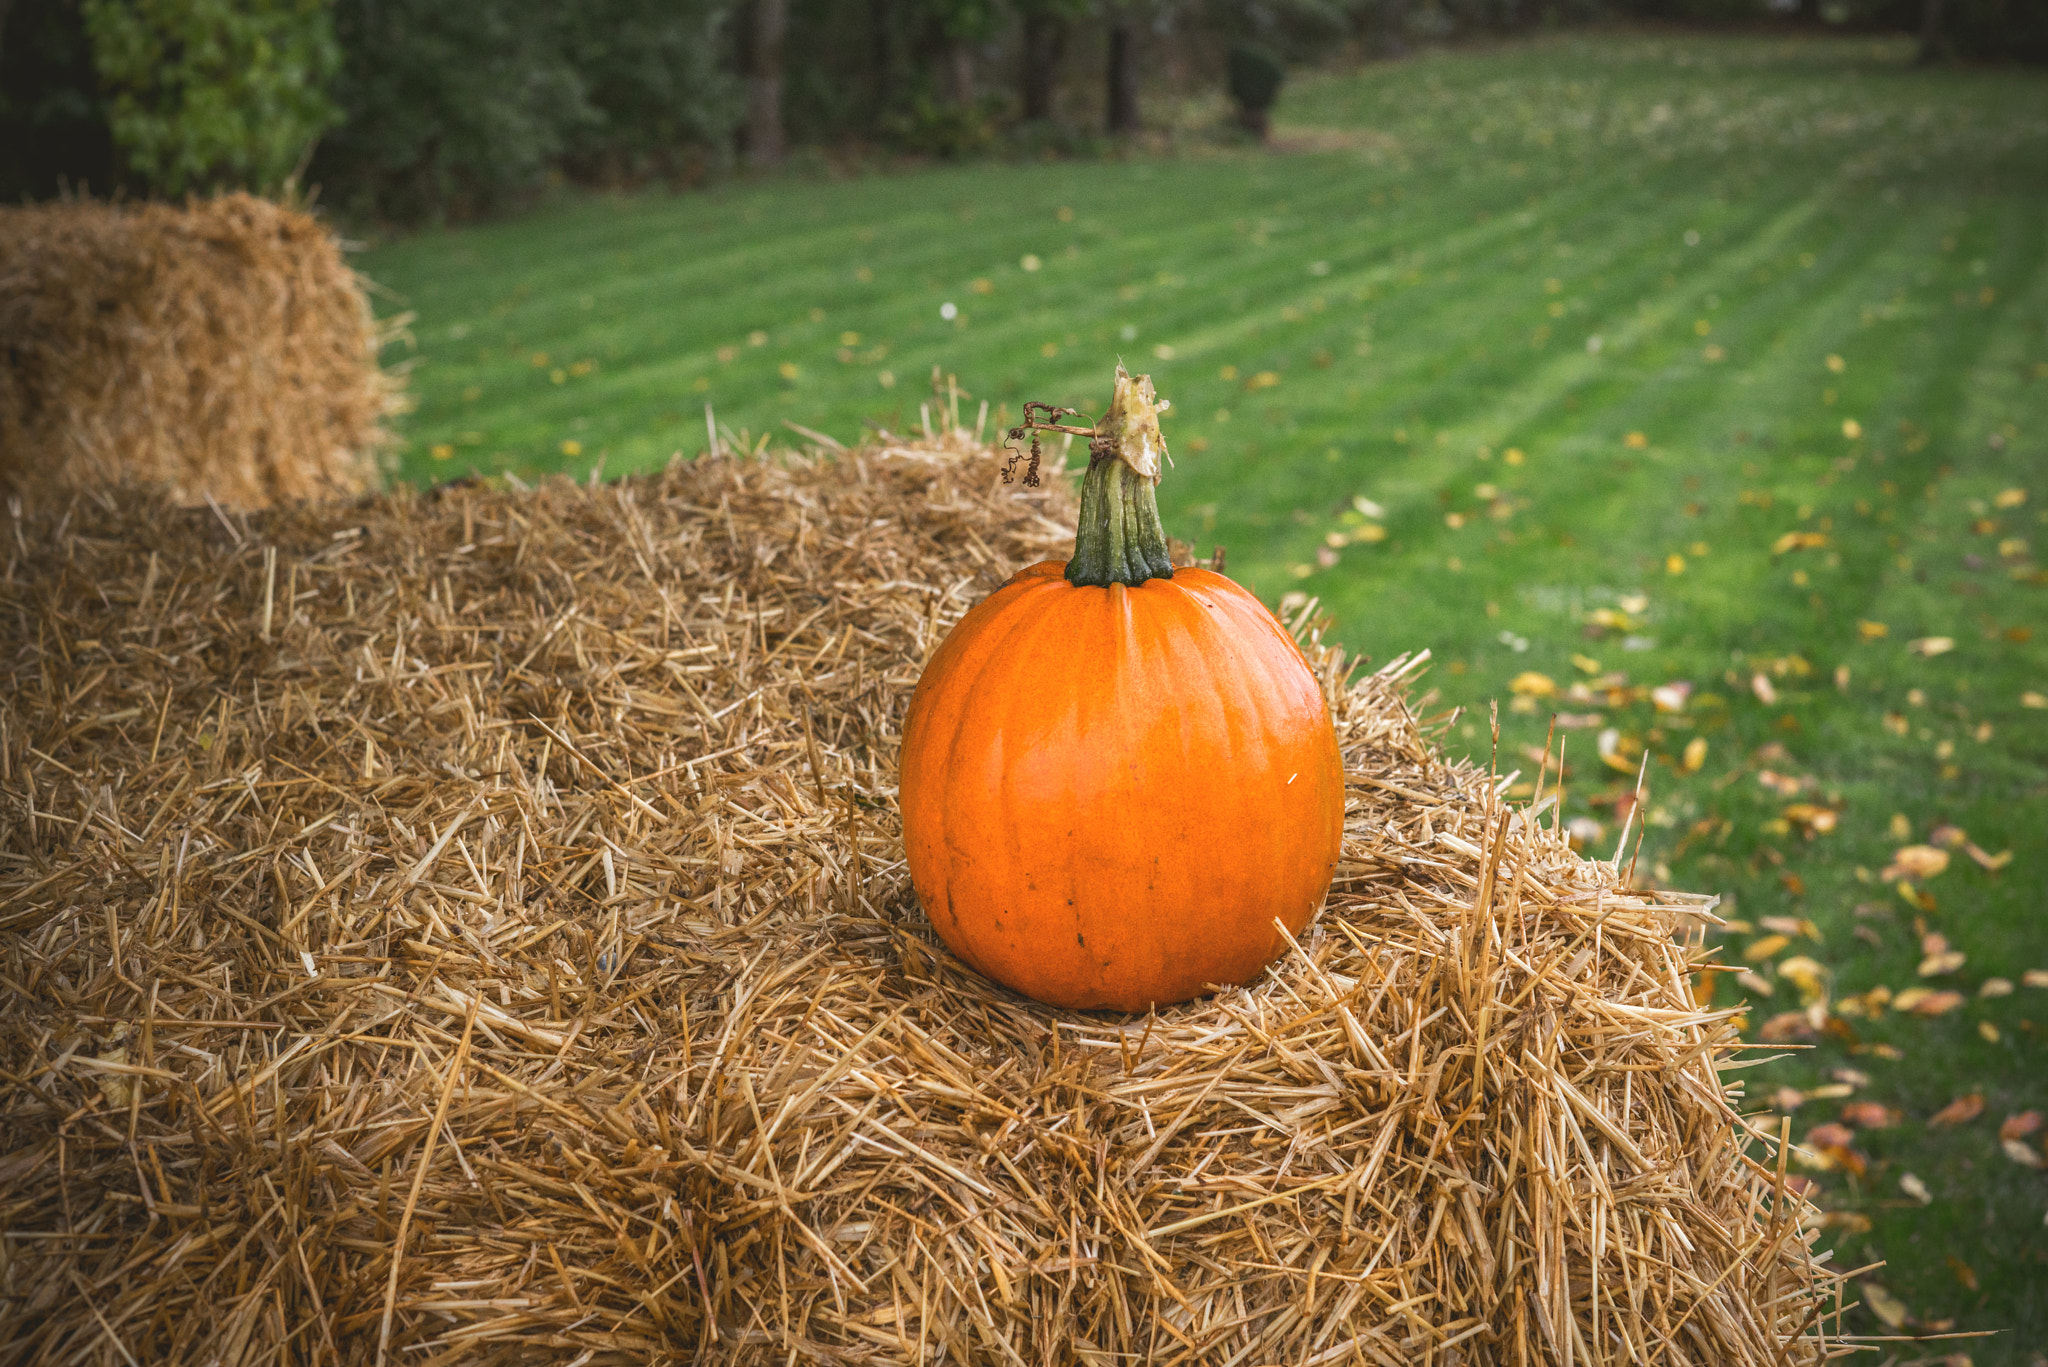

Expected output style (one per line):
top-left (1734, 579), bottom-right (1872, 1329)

top-left (0, 430), bottom-right (1841, 1364)
top-left (0, 193), bottom-right (400, 510)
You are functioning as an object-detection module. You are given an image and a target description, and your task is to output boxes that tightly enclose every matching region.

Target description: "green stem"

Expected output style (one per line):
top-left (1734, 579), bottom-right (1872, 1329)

top-left (1066, 453), bottom-right (1174, 588)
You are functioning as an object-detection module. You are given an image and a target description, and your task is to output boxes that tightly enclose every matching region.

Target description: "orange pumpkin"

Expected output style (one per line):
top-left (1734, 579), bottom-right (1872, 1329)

top-left (899, 368), bottom-right (1344, 1011)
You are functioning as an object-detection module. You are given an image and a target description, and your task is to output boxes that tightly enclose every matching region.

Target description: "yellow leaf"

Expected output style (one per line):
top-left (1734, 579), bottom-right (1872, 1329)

top-left (1842, 418), bottom-right (1863, 439)
top-left (1509, 672), bottom-right (1557, 698)
top-left (1917, 950), bottom-right (1966, 977)
top-left (1992, 487), bottom-right (2026, 509)
top-left (1858, 620), bottom-right (1889, 640)
top-left (1682, 736), bottom-right (1707, 772)
top-left (1862, 1281), bottom-right (1909, 1327)
top-left (1907, 636), bottom-right (1955, 657)
top-left (1778, 955), bottom-right (1827, 1002)
top-left (1571, 653), bottom-right (1603, 674)
top-left (1883, 845), bottom-right (1949, 881)
top-left (1744, 934), bottom-right (1791, 962)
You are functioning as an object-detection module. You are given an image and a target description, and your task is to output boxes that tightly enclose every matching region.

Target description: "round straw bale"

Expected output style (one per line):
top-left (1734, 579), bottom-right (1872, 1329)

top-left (0, 426), bottom-right (1841, 1364)
top-left (0, 192), bottom-right (401, 510)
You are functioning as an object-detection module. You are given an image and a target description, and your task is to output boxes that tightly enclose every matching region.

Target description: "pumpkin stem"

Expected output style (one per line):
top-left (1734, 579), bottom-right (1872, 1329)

top-left (1065, 366), bottom-right (1174, 588)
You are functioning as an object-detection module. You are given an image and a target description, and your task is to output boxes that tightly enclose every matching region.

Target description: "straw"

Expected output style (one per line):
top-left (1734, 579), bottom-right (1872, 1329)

top-left (0, 416), bottom-right (1838, 1363)
top-left (0, 192), bottom-right (402, 510)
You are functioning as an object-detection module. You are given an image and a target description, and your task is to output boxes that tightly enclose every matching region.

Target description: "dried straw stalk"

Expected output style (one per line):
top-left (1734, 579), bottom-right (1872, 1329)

top-left (0, 193), bottom-right (402, 511)
top-left (0, 423), bottom-right (1839, 1363)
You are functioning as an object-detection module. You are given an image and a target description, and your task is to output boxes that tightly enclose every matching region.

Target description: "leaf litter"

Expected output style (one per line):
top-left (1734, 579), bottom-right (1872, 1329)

top-left (1, 425), bottom-right (1844, 1362)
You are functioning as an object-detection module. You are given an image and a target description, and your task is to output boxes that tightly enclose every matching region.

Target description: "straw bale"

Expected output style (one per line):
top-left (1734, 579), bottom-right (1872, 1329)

top-left (0, 424), bottom-right (1841, 1363)
top-left (0, 193), bottom-right (400, 511)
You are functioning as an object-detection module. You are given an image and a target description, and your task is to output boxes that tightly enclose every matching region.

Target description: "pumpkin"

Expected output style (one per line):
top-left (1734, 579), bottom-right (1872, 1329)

top-left (899, 366), bottom-right (1345, 1011)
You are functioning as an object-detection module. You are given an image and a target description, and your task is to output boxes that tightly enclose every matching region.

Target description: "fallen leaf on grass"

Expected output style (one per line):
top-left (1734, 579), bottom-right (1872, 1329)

top-left (1773, 1085), bottom-right (1807, 1112)
top-left (2001, 1111), bottom-right (2044, 1140)
top-left (1891, 987), bottom-right (1964, 1015)
top-left (1805, 1122), bottom-right (1856, 1149)
top-left (1862, 1281), bottom-right (1911, 1328)
top-left (1908, 636), bottom-right (1956, 657)
top-left (1783, 802), bottom-right (1838, 834)
top-left (2003, 1139), bottom-right (2045, 1169)
top-left (1509, 671), bottom-right (1556, 697)
top-left (1898, 1173), bottom-right (1932, 1205)
top-left (1772, 530), bottom-right (1832, 554)
top-left (1841, 1101), bottom-right (1899, 1128)
top-left (1883, 845), bottom-right (1950, 881)
top-left (1831, 1066), bottom-right (1871, 1088)
top-left (1928, 1094), bottom-right (1985, 1126)
top-left (1651, 680), bottom-right (1692, 711)
top-left (2026, 968), bottom-right (2048, 989)
top-left (1744, 934), bottom-right (1791, 961)
top-left (1818, 1210), bottom-right (1872, 1234)
top-left (1779, 956), bottom-right (1828, 1002)
top-left (1858, 620), bottom-right (1889, 640)
top-left (1917, 950), bottom-right (1967, 977)
top-left (1682, 735), bottom-right (1707, 772)
top-left (1965, 843), bottom-right (2012, 871)
top-left (1994, 488), bottom-right (2028, 509)
top-left (1760, 1011), bottom-right (1814, 1042)
top-left (1979, 977), bottom-right (2014, 997)
top-left (2023, 690), bottom-right (2047, 709)
top-left (1751, 672), bottom-right (1778, 704)
top-left (1948, 1257), bottom-right (1980, 1292)
top-left (1760, 914), bottom-right (1818, 938)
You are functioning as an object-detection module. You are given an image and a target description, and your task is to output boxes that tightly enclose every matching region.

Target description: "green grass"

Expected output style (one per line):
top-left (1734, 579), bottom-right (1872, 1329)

top-left (360, 30), bottom-right (2048, 1356)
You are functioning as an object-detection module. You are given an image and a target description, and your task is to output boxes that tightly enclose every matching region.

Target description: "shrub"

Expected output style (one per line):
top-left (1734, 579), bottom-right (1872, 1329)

top-left (78, 0), bottom-right (341, 197)
top-left (1227, 41), bottom-right (1285, 135)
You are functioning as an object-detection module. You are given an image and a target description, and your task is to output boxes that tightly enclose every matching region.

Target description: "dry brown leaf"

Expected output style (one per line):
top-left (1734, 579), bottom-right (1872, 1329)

top-left (1839, 1102), bottom-right (1899, 1128)
top-left (2000, 1111), bottom-right (2044, 1141)
top-left (1928, 1094), bottom-right (1986, 1126)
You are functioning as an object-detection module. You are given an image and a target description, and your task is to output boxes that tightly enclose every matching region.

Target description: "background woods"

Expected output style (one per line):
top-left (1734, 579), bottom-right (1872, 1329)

top-left (3, 0), bottom-right (2043, 219)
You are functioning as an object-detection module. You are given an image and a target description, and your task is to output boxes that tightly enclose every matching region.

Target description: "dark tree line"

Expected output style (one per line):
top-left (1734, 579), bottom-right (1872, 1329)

top-left (1, 0), bottom-right (2039, 221)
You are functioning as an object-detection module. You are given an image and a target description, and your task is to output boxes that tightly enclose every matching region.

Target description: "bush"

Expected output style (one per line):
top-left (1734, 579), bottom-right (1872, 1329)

top-left (310, 0), bottom-right (740, 223)
top-left (1227, 42), bottom-right (1285, 135)
top-left (77, 0), bottom-right (340, 197)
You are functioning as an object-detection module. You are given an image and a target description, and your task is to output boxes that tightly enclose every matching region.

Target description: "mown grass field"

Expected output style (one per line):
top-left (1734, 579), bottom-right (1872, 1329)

top-left (361, 30), bottom-right (2048, 1356)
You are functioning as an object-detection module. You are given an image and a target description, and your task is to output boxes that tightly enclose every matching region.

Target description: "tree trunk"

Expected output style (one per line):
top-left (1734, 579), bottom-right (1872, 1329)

top-left (1106, 20), bottom-right (1138, 134)
top-left (744, 0), bottom-right (787, 167)
top-left (950, 40), bottom-right (975, 105)
top-left (1020, 9), bottom-right (1065, 123)
top-left (1917, 0), bottom-right (1944, 63)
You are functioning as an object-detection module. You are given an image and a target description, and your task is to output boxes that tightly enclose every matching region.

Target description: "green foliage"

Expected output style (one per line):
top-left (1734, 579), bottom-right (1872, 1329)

top-left (882, 94), bottom-right (1007, 159)
top-left (310, 0), bottom-right (741, 223)
top-left (79, 0), bottom-right (340, 196)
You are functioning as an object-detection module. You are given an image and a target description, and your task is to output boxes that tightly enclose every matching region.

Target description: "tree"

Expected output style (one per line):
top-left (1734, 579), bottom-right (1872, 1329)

top-left (1105, 10), bottom-right (1139, 134)
top-left (741, 0), bottom-right (787, 165)
top-left (1017, 0), bottom-right (1085, 122)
